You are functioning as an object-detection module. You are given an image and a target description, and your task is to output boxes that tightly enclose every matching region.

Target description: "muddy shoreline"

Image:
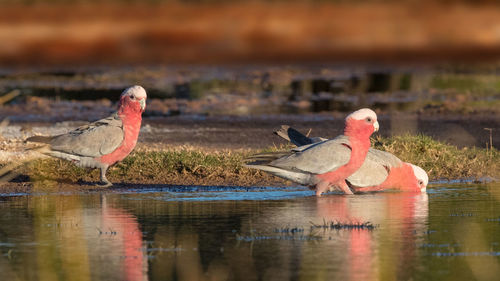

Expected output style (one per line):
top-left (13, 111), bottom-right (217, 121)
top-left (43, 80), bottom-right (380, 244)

top-left (3, 113), bottom-right (499, 150)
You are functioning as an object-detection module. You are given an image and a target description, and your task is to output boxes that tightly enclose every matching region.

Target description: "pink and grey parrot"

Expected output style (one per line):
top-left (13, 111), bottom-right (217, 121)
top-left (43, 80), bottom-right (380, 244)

top-left (273, 125), bottom-right (428, 193)
top-left (245, 108), bottom-right (379, 196)
top-left (27, 85), bottom-right (147, 187)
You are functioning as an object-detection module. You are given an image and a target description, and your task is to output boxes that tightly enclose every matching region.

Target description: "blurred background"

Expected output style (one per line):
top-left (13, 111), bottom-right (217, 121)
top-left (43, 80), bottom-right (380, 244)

top-left (0, 0), bottom-right (499, 148)
top-left (3, 0), bottom-right (500, 65)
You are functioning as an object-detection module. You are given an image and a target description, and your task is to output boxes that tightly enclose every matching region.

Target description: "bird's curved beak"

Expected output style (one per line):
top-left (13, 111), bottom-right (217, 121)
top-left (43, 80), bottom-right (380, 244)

top-left (373, 121), bottom-right (379, 132)
top-left (139, 98), bottom-right (146, 111)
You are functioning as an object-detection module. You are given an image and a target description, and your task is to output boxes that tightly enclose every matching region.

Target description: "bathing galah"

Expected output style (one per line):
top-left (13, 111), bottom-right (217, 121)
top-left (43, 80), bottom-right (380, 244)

top-left (26, 85), bottom-right (147, 187)
top-left (245, 108), bottom-right (379, 196)
top-left (274, 125), bottom-right (428, 193)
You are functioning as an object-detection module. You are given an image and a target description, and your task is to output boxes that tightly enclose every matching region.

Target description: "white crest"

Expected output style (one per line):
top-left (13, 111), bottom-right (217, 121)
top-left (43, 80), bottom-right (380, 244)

top-left (122, 85), bottom-right (147, 99)
top-left (410, 164), bottom-right (429, 192)
top-left (346, 108), bottom-right (377, 121)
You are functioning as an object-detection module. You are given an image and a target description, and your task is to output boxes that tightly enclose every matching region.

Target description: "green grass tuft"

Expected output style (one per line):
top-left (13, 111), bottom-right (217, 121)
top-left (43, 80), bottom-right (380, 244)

top-left (372, 134), bottom-right (499, 180)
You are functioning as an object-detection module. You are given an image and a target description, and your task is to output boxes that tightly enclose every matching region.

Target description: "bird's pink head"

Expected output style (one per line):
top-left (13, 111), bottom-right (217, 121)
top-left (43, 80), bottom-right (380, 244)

top-left (409, 164), bottom-right (428, 193)
top-left (344, 108), bottom-right (379, 138)
top-left (118, 85), bottom-right (147, 115)
top-left (379, 162), bottom-right (428, 193)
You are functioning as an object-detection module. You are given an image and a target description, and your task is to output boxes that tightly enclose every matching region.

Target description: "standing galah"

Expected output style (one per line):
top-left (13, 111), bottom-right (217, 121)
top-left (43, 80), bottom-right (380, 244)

top-left (27, 85), bottom-right (147, 187)
top-left (245, 108), bottom-right (379, 196)
top-left (274, 125), bottom-right (428, 193)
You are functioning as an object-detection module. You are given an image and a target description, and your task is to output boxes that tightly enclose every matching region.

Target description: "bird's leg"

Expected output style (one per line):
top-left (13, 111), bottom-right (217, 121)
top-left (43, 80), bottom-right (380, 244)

top-left (97, 166), bottom-right (112, 187)
top-left (315, 180), bottom-right (331, 197)
top-left (337, 180), bottom-right (354, 195)
top-left (328, 184), bottom-right (342, 192)
top-left (324, 181), bottom-right (354, 195)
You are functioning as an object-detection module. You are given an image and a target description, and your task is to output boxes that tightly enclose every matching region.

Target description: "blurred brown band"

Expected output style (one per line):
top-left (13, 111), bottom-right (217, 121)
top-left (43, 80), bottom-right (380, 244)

top-left (2, 2), bottom-right (500, 66)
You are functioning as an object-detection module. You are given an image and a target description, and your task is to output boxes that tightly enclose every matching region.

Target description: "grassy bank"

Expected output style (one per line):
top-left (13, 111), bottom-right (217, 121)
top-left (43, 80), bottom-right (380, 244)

top-left (372, 135), bottom-right (499, 181)
top-left (24, 149), bottom-right (285, 189)
top-left (2, 135), bottom-right (499, 191)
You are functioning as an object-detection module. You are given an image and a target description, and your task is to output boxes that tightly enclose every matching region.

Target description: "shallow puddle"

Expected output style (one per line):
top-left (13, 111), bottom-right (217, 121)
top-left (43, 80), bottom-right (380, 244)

top-left (0, 183), bottom-right (499, 280)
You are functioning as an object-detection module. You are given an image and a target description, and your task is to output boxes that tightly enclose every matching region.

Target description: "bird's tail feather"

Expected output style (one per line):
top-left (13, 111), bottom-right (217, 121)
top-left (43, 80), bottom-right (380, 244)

top-left (244, 164), bottom-right (315, 186)
top-left (274, 125), bottom-right (292, 142)
top-left (243, 151), bottom-right (291, 165)
top-left (26, 135), bottom-right (54, 144)
top-left (274, 125), bottom-right (313, 146)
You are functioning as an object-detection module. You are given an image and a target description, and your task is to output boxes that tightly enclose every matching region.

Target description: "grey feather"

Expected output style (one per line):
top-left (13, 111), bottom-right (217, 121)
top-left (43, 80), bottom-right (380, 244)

top-left (243, 164), bottom-right (318, 186)
top-left (44, 150), bottom-right (105, 169)
top-left (243, 151), bottom-right (292, 163)
top-left (30, 113), bottom-right (124, 158)
top-left (347, 150), bottom-right (402, 187)
top-left (274, 125), bottom-right (312, 146)
top-left (26, 135), bottom-right (54, 144)
top-left (270, 136), bottom-right (351, 174)
top-left (366, 149), bottom-right (402, 167)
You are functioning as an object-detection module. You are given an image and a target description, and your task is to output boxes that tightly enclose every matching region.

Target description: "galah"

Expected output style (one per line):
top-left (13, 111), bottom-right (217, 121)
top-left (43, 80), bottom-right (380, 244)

top-left (274, 125), bottom-right (428, 193)
top-left (245, 108), bottom-right (379, 196)
top-left (27, 85), bottom-right (147, 187)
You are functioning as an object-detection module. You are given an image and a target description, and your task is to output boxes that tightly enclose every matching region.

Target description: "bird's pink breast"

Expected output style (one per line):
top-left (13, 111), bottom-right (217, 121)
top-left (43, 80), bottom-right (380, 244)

top-left (98, 113), bottom-right (142, 166)
top-left (317, 136), bottom-right (370, 183)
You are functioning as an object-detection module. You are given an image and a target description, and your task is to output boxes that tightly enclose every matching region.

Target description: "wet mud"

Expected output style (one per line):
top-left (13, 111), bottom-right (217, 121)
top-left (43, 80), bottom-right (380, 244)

top-left (140, 114), bottom-right (499, 150)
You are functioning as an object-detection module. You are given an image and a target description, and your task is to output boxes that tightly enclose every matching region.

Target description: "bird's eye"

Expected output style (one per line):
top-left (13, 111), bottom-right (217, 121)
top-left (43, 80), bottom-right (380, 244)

top-left (366, 117), bottom-right (372, 122)
top-left (130, 95), bottom-right (136, 100)
top-left (418, 180), bottom-right (423, 185)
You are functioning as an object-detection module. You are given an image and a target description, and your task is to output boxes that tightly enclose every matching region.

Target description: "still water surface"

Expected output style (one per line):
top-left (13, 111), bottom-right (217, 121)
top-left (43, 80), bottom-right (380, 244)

top-left (0, 184), bottom-right (499, 281)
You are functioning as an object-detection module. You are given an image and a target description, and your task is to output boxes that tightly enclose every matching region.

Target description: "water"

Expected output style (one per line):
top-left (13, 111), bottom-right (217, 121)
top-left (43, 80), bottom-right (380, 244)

top-left (0, 183), bottom-right (499, 281)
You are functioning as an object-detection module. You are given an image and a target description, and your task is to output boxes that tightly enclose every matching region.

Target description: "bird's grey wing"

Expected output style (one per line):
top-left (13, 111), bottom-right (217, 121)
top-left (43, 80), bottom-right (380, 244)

top-left (49, 113), bottom-right (124, 157)
top-left (291, 135), bottom-right (347, 152)
top-left (347, 148), bottom-right (403, 187)
top-left (291, 141), bottom-right (324, 152)
top-left (367, 149), bottom-right (403, 167)
top-left (271, 136), bottom-right (351, 174)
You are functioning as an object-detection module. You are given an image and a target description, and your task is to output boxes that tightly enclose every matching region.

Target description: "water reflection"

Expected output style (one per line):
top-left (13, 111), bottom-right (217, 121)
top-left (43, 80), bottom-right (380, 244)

top-left (98, 196), bottom-right (147, 281)
top-left (33, 195), bottom-right (91, 281)
top-left (302, 193), bottom-right (428, 281)
top-left (0, 185), bottom-right (499, 280)
top-left (28, 195), bottom-right (147, 281)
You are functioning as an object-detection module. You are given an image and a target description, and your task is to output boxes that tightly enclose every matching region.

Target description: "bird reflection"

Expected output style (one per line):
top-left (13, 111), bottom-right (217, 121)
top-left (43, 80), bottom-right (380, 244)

top-left (29, 194), bottom-right (147, 281)
top-left (314, 193), bottom-right (428, 281)
top-left (98, 195), bottom-right (147, 281)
